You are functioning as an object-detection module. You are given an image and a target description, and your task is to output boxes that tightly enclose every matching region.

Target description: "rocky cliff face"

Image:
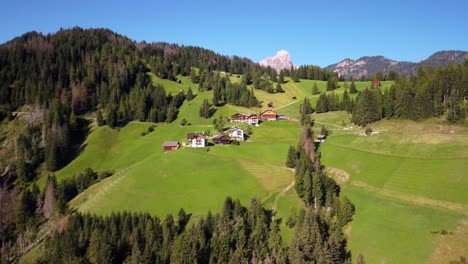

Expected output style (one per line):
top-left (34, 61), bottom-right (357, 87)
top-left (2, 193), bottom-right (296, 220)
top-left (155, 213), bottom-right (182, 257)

top-left (259, 50), bottom-right (293, 73)
top-left (325, 50), bottom-right (468, 78)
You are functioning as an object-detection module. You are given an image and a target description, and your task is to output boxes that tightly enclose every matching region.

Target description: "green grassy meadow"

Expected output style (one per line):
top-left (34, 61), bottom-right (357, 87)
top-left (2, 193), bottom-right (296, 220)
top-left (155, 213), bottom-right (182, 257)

top-left (318, 111), bottom-right (468, 263)
top-left (46, 74), bottom-right (468, 263)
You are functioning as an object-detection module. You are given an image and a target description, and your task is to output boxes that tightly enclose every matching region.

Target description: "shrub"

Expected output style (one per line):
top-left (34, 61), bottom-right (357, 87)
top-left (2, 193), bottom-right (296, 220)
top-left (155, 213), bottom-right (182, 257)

top-left (365, 127), bottom-right (373, 136)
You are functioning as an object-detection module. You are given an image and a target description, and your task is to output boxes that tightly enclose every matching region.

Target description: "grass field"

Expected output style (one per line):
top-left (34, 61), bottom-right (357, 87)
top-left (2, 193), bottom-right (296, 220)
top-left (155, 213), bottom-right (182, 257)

top-left (45, 74), bottom-right (467, 262)
top-left (318, 112), bottom-right (468, 263)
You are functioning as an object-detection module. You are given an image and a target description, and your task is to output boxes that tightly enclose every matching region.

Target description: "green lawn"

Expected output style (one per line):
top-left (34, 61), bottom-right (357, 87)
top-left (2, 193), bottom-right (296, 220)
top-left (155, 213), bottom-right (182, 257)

top-left (344, 185), bottom-right (463, 264)
top-left (321, 132), bottom-right (468, 204)
top-left (318, 116), bottom-right (468, 263)
top-left (42, 73), bottom-right (467, 263)
top-left (58, 119), bottom-right (302, 241)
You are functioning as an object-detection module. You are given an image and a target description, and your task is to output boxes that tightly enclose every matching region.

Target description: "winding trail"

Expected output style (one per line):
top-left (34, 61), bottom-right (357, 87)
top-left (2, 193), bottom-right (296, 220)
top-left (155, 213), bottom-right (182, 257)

top-left (274, 101), bottom-right (298, 111)
top-left (272, 179), bottom-right (295, 213)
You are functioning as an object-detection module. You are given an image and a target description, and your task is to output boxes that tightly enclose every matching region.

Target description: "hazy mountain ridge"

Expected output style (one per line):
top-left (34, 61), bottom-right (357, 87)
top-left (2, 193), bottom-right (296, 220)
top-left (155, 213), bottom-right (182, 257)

top-left (325, 50), bottom-right (468, 78)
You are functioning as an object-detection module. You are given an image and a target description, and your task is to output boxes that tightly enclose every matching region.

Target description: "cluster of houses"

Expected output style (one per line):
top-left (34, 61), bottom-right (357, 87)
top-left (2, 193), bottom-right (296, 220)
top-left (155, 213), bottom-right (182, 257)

top-left (162, 108), bottom-right (290, 152)
top-left (230, 109), bottom-right (284, 125)
top-left (162, 126), bottom-right (245, 152)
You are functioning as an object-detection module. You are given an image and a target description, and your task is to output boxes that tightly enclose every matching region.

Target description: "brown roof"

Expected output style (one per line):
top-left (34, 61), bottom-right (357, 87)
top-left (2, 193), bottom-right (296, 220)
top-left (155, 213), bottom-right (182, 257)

top-left (162, 141), bottom-right (179, 147)
top-left (261, 110), bottom-right (277, 115)
top-left (187, 133), bottom-right (206, 140)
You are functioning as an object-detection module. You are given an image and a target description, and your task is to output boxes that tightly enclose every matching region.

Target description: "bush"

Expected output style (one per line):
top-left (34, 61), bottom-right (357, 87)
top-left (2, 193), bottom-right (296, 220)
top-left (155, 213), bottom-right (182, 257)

top-left (98, 170), bottom-right (114, 180)
top-left (285, 215), bottom-right (297, 228)
top-left (148, 125), bottom-right (155, 133)
top-left (140, 131), bottom-right (148, 136)
top-left (232, 140), bottom-right (240, 145)
top-left (365, 127), bottom-right (373, 136)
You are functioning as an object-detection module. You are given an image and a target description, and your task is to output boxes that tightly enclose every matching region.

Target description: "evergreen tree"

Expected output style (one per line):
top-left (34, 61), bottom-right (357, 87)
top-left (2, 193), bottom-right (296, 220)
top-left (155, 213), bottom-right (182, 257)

top-left (327, 76), bottom-right (338, 91)
top-left (96, 109), bottom-right (104, 126)
top-left (286, 145), bottom-right (298, 168)
top-left (190, 68), bottom-right (198, 83)
top-left (69, 111), bottom-right (77, 130)
top-left (312, 82), bottom-right (320, 95)
top-left (199, 99), bottom-right (212, 119)
top-left (279, 70), bottom-right (285, 84)
top-left (349, 81), bottom-right (358, 94)
top-left (315, 93), bottom-right (329, 113)
top-left (276, 82), bottom-right (284, 93)
top-left (187, 87), bottom-right (194, 101)
top-left (107, 106), bottom-right (118, 128)
top-left (341, 89), bottom-right (351, 113)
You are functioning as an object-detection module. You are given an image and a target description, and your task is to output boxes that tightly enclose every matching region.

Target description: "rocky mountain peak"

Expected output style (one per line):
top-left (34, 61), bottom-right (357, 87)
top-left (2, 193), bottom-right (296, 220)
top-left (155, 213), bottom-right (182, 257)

top-left (259, 50), bottom-right (293, 73)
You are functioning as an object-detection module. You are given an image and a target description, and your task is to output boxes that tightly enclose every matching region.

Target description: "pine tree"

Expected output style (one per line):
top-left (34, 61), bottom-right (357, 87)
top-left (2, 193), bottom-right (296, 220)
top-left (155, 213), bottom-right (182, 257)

top-left (187, 87), bottom-right (194, 101)
top-left (312, 173), bottom-right (323, 208)
top-left (276, 82), bottom-right (284, 93)
top-left (199, 99), bottom-right (211, 119)
top-left (286, 146), bottom-right (297, 168)
top-left (327, 76), bottom-right (338, 91)
top-left (279, 70), bottom-right (285, 84)
top-left (315, 93), bottom-right (329, 113)
top-left (268, 220), bottom-right (286, 264)
top-left (312, 82), bottom-right (320, 95)
top-left (190, 68), bottom-right (198, 83)
top-left (96, 109), bottom-right (104, 126)
top-left (107, 106), bottom-right (118, 128)
top-left (341, 89), bottom-right (351, 113)
top-left (349, 81), bottom-right (358, 94)
top-left (69, 111), bottom-right (77, 130)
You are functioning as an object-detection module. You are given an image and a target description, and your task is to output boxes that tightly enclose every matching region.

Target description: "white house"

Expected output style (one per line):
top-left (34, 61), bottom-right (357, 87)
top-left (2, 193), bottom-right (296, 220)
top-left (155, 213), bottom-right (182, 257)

top-left (228, 127), bottom-right (244, 141)
top-left (187, 133), bottom-right (208, 147)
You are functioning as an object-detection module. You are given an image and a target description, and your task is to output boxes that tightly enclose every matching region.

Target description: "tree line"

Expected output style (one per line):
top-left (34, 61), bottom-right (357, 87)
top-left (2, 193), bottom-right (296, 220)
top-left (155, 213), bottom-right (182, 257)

top-left (0, 168), bottom-right (112, 262)
top-left (36, 194), bottom-right (354, 264)
top-left (312, 62), bottom-right (468, 125)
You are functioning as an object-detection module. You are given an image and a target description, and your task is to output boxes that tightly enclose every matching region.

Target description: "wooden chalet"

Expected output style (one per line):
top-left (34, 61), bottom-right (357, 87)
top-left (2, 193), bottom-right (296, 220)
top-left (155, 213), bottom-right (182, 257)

top-left (187, 133), bottom-right (208, 147)
top-left (228, 127), bottom-right (244, 141)
top-left (230, 113), bottom-right (258, 125)
top-left (260, 110), bottom-right (277, 121)
top-left (162, 141), bottom-right (179, 152)
top-left (213, 134), bottom-right (232, 145)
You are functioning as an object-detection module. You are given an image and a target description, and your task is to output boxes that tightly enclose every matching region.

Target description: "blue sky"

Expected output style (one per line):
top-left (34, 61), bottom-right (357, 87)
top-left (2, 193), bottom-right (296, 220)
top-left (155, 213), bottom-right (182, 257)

top-left (2, 0), bottom-right (467, 67)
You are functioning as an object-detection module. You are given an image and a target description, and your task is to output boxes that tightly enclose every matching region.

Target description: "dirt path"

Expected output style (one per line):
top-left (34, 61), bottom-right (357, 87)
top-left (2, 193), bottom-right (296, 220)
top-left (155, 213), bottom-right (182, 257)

top-left (274, 101), bottom-right (298, 111)
top-left (313, 120), bottom-right (346, 129)
top-left (272, 178), bottom-right (295, 213)
top-left (351, 180), bottom-right (468, 215)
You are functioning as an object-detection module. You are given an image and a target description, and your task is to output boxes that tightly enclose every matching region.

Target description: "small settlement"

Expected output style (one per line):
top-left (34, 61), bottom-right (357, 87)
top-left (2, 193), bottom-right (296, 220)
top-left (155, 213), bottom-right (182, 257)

top-left (162, 108), bottom-right (287, 152)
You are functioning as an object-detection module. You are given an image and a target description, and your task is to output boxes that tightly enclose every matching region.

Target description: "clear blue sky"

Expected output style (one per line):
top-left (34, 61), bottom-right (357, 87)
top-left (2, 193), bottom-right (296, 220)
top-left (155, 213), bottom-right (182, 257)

top-left (2, 0), bottom-right (468, 67)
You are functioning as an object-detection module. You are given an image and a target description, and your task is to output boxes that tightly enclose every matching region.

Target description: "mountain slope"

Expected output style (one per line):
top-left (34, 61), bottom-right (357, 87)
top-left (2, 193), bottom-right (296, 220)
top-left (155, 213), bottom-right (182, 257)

top-left (326, 50), bottom-right (468, 78)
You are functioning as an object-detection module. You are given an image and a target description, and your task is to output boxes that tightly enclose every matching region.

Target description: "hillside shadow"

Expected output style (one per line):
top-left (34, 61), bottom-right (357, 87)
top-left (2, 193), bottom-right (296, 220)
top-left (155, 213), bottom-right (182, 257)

top-left (62, 118), bottom-right (91, 169)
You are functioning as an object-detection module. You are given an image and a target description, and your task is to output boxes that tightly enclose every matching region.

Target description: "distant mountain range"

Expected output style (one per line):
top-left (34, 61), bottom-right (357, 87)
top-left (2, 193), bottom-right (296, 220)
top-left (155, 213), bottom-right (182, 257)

top-left (325, 50), bottom-right (468, 78)
top-left (259, 50), bottom-right (294, 73)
